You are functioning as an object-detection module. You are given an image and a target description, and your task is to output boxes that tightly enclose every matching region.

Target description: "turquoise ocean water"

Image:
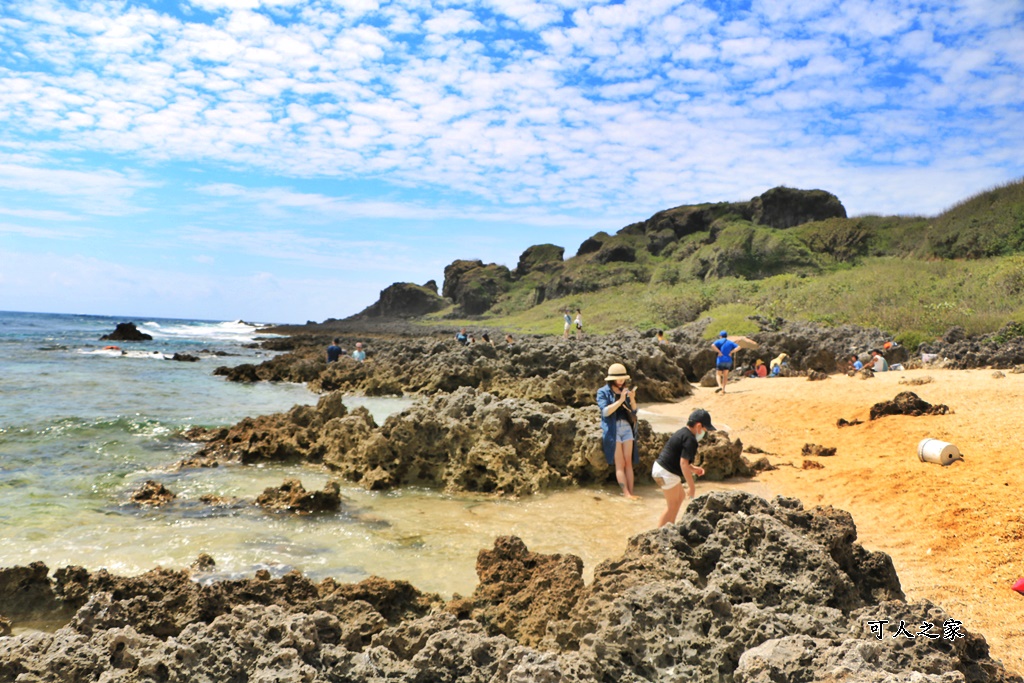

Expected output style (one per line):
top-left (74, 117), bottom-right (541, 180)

top-left (0, 311), bottom-right (675, 598)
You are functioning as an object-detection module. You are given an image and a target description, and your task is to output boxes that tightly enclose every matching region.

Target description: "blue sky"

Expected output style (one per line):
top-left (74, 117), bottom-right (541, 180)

top-left (1, 0), bottom-right (1022, 323)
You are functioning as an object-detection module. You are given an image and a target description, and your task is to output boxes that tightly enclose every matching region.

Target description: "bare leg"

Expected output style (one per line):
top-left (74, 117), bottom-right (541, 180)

top-left (614, 441), bottom-right (639, 499)
top-left (622, 439), bottom-right (636, 497)
top-left (721, 369), bottom-right (729, 393)
top-left (658, 484), bottom-right (685, 527)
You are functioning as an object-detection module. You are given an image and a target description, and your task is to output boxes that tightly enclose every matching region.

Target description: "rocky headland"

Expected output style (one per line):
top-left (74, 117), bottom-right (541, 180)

top-left (1, 491), bottom-right (1019, 682)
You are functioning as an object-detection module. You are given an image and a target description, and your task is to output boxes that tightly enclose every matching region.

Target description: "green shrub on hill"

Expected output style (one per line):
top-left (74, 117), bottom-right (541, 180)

top-left (927, 179), bottom-right (1024, 258)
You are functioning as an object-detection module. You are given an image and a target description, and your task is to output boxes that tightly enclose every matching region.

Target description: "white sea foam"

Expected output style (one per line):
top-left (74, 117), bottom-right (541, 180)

top-left (139, 319), bottom-right (275, 343)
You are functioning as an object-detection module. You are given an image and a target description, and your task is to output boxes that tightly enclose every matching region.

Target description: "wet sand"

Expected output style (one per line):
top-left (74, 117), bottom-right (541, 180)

top-left (642, 367), bottom-right (1024, 675)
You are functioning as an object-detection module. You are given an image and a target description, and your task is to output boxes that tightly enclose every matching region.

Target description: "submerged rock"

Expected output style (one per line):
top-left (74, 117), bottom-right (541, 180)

top-left (254, 479), bottom-right (344, 514)
top-left (1, 492), bottom-right (1018, 682)
top-left (129, 480), bottom-right (176, 506)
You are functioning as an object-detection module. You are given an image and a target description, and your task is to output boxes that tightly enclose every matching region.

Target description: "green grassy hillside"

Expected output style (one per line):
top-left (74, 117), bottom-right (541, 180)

top-left (417, 179), bottom-right (1024, 346)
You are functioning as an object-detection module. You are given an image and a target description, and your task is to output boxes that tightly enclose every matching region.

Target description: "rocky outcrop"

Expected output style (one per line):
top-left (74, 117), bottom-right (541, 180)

top-left (359, 282), bottom-right (447, 318)
top-left (183, 388), bottom-right (675, 495)
top-left (254, 479), bottom-right (344, 514)
top-left (218, 329), bottom-right (695, 405)
top-left (920, 322), bottom-right (1024, 369)
top-left (99, 322), bottom-right (152, 341)
top-left (515, 244), bottom-right (564, 276)
top-left (128, 480), bottom-right (176, 506)
top-left (442, 260), bottom-right (514, 315)
top-left (1, 492), bottom-right (1018, 683)
top-left (750, 186), bottom-right (847, 229)
top-left (869, 391), bottom-right (950, 420)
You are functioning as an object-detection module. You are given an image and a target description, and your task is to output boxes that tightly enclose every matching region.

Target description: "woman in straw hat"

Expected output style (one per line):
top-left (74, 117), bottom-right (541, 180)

top-left (596, 363), bottom-right (640, 499)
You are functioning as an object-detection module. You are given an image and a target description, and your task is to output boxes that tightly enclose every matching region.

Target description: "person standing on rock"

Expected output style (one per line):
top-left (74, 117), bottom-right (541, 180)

top-left (574, 309), bottom-right (584, 338)
top-left (652, 409), bottom-right (713, 526)
top-left (326, 338), bottom-right (343, 363)
top-left (563, 310), bottom-right (572, 339)
top-left (352, 342), bottom-right (366, 362)
top-left (712, 331), bottom-right (739, 393)
top-left (597, 363), bottom-right (640, 500)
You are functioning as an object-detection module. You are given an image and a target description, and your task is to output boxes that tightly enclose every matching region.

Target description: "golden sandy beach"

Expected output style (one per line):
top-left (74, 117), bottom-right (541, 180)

top-left (642, 367), bottom-right (1024, 676)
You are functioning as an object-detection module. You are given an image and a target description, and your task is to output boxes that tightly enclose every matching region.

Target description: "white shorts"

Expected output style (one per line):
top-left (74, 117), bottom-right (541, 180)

top-left (651, 461), bottom-right (682, 490)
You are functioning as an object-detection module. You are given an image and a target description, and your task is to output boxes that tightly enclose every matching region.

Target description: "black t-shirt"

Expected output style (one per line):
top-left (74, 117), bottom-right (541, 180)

top-left (656, 427), bottom-right (698, 476)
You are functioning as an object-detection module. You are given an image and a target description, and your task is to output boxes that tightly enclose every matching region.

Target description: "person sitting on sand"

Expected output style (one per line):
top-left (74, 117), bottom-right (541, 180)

top-left (755, 359), bottom-right (767, 377)
top-left (870, 349), bottom-right (889, 372)
top-left (652, 408), bottom-right (712, 527)
top-left (352, 342), bottom-right (366, 362)
top-left (769, 352), bottom-right (789, 377)
top-left (596, 363), bottom-right (640, 500)
top-left (712, 330), bottom-right (739, 393)
top-left (850, 354), bottom-right (863, 372)
top-left (326, 338), bottom-right (343, 363)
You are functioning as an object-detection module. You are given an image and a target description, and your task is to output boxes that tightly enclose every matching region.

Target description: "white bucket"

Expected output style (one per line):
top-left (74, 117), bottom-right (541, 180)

top-left (917, 439), bottom-right (963, 466)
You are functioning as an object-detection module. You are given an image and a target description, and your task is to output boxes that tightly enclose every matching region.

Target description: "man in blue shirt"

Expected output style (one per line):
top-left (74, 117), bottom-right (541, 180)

top-left (712, 330), bottom-right (739, 394)
top-left (326, 339), bottom-right (343, 363)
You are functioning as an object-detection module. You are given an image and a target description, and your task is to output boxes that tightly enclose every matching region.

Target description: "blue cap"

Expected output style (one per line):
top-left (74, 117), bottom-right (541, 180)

top-left (719, 330), bottom-right (728, 337)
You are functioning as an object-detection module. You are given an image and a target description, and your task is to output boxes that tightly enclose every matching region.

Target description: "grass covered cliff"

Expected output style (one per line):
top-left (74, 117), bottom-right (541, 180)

top-left (358, 179), bottom-right (1024, 348)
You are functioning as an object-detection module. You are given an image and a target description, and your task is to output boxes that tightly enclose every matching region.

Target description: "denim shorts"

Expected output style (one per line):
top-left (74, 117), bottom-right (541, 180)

top-left (716, 360), bottom-right (733, 370)
top-left (615, 419), bottom-right (634, 443)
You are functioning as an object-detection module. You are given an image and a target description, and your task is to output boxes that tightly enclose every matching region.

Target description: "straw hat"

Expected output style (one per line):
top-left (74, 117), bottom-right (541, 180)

top-left (605, 363), bottom-right (630, 381)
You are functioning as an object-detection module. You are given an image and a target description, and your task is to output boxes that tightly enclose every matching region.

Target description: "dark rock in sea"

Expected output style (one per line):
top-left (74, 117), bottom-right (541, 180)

top-left (358, 282), bottom-right (447, 318)
top-left (2, 492), bottom-right (1018, 682)
top-left (254, 479), bottom-right (344, 514)
top-left (170, 352), bottom-right (200, 362)
top-left (99, 322), bottom-right (152, 341)
top-left (190, 554), bottom-right (216, 572)
top-left (129, 480), bottom-right (176, 506)
top-left (869, 391), bottom-right (950, 420)
top-left (182, 388), bottom-right (685, 494)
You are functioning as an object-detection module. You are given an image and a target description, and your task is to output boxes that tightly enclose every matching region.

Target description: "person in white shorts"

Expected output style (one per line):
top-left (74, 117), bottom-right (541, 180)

top-left (652, 409), bottom-right (712, 527)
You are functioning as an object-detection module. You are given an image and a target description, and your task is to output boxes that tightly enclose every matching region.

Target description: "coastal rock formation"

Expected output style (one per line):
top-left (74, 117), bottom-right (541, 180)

top-left (442, 259), bottom-right (513, 315)
top-left (358, 282), bottom-right (447, 318)
top-left (217, 329), bottom-right (695, 406)
top-left (99, 322), bottom-right (152, 341)
top-left (254, 479), bottom-right (344, 514)
top-left (695, 431), bottom-right (757, 480)
top-left (869, 391), bottom-right (950, 420)
top-left (184, 388), bottom-right (676, 495)
top-left (1, 492), bottom-right (1019, 683)
top-left (920, 322), bottom-right (1024, 369)
top-left (128, 480), bottom-right (176, 506)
